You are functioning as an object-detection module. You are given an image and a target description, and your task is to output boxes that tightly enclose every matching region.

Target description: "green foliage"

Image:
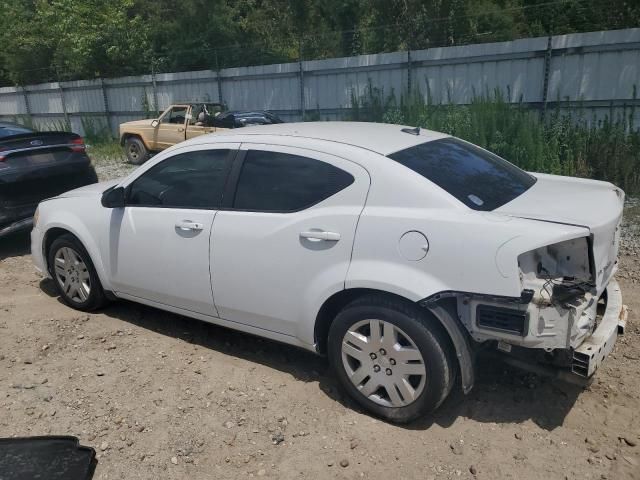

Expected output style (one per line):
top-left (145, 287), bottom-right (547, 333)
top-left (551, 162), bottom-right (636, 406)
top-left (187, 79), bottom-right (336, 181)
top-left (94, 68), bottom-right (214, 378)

top-left (347, 86), bottom-right (640, 194)
top-left (86, 141), bottom-right (126, 162)
top-left (80, 116), bottom-right (113, 144)
top-left (347, 81), bottom-right (397, 122)
top-left (1, 0), bottom-right (639, 84)
top-left (141, 93), bottom-right (156, 119)
top-left (11, 115), bottom-right (35, 130)
top-left (0, 0), bottom-right (149, 85)
top-left (304, 104), bottom-right (322, 122)
top-left (41, 118), bottom-right (72, 133)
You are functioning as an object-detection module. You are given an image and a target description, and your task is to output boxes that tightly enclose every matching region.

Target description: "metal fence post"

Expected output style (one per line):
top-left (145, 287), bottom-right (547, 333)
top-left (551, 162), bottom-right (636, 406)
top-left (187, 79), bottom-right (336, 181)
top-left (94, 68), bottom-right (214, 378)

top-left (21, 85), bottom-right (33, 125)
top-left (151, 60), bottom-right (159, 115)
top-left (299, 60), bottom-right (305, 119)
top-left (407, 49), bottom-right (413, 94)
top-left (541, 35), bottom-right (553, 120)
top-left (215, 50), bottom-right (224, 105)
top-left (100, 78), bottom-right (113, 137)
top-left (216, 71), bottom-right (224, 106)
top-left (299, 38), bottom-right (305, 120)
top-left (59, 82), bottom-right (70, 129)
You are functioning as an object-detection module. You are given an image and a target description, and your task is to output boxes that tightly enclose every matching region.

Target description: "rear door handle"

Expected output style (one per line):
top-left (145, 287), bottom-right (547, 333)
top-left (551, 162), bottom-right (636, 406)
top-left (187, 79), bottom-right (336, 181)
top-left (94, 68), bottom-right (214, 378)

top-left (175, 220), bottom-right (203, 231)
top-left (300, 230), bottom-right (341, 242)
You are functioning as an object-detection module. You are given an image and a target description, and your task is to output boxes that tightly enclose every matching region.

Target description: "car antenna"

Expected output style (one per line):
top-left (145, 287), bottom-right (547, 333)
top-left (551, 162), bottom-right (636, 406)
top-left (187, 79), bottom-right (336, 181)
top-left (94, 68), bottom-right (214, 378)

top-left (401, 126), bottom-right (420, 136)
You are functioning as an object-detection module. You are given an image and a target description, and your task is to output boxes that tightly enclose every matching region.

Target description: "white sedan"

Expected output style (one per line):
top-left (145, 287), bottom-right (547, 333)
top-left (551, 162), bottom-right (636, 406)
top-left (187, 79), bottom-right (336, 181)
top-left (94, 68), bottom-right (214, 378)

top-left (31, 122), bottom-right (626, 422)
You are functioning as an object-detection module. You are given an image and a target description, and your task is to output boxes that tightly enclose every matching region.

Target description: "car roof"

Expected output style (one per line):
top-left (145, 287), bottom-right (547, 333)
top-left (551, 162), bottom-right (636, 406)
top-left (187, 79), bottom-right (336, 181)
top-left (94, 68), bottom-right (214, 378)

top-left (216, 121), bottom-right (449, 156)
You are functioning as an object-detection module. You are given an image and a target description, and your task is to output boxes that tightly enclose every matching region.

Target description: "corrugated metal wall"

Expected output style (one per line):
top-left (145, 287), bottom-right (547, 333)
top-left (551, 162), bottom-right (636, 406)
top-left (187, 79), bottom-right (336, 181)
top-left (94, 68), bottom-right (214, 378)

top-left (0, 28), bottom-right (638, 136)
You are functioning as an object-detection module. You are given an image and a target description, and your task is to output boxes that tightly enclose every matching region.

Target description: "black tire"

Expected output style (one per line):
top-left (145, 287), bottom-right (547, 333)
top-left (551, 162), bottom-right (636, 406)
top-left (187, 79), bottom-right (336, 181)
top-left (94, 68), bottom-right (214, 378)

top-left (124, 136), bottom-right (149, 165)
top-left (47, 234), bottom-right (108, 311)
top-left (328, 295), bottom-right (456, 423)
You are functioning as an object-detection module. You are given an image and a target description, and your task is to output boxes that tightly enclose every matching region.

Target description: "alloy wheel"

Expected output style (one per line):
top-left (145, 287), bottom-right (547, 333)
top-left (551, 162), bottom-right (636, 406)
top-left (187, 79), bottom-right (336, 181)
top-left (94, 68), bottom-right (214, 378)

top-left (53, 247), bottom-right (91, 304)
top-left (341, 319), bottom-right (426, 408)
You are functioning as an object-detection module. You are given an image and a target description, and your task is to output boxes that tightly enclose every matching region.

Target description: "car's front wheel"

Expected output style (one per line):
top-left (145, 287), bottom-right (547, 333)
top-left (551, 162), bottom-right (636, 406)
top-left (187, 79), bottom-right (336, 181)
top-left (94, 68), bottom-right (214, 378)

top-left (328, 295), bottom-right (455, 423)
top-left (124, 137), bottom-right (149, 165)
top-left (48, 234), bottom-right (107, 311)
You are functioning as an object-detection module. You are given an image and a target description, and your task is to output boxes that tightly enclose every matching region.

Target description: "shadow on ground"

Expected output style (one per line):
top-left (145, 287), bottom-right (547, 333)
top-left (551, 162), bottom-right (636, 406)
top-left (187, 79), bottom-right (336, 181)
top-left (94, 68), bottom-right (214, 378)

top-left (37, 276), bottom-right (582, 432)
top-left (0, 231), bottom-right (30, 261)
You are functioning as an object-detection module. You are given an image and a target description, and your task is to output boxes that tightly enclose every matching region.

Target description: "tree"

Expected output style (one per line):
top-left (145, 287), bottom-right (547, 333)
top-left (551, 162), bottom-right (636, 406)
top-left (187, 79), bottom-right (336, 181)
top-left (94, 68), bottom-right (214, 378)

top-left (1, 0), bottom-right (639, 85)
top-left (0, 0), bottom-right (150, 85)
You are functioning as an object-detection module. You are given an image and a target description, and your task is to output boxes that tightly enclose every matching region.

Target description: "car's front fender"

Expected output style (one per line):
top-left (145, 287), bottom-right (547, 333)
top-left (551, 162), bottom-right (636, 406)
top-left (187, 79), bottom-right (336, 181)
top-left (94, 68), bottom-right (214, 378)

top-left (38, 199), bottom-right (113, 292)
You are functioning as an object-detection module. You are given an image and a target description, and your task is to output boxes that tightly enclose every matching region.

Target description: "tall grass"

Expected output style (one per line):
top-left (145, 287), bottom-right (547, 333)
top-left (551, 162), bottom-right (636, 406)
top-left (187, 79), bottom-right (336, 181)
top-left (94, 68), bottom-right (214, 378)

top-left (9, 115), bottom-right (113, 143)
top-left (348, 83), bottom-right (640, 194)
top-left (80, 116), bottom-right (113, 144)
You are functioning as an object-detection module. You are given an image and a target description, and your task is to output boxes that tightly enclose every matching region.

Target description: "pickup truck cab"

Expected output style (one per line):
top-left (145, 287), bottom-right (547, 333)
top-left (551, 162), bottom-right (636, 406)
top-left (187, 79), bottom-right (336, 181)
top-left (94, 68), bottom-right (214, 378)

top-left (119, 103), bottom-right (228, 164)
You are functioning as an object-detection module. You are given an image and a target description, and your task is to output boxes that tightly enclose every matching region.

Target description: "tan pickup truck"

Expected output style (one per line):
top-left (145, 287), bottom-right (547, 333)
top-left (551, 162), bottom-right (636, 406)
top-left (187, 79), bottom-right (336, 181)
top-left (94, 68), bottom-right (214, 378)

top-left (119, 103), bottom-right (284, 164)
top-left (118, 103), bottom-right (230, 164)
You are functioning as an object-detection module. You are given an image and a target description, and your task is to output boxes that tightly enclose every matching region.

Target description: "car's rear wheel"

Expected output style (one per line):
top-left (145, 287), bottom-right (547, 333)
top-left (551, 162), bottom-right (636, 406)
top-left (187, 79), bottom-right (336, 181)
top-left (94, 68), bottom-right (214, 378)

top-left (328, 295), bottom-right (455, 423)
top-left (124, 137), bottom-right (149, 165)
top-left (48, 234), bottom-right (107, 311)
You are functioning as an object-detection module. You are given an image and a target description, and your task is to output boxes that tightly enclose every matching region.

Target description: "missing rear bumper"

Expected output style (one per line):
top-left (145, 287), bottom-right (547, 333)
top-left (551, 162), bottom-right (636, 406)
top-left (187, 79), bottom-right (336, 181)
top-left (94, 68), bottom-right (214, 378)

top-left (571, 279), bottom-right (627, 378)
top-left (487, 278), bottom-right (626, 386)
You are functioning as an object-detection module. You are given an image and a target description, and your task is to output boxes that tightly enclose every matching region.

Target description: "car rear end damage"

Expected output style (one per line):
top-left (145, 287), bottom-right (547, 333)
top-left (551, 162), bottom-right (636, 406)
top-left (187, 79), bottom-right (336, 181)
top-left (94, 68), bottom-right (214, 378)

top-left (484, 279), bottom-right (627, 386)
top-left (455, 175), bottom-right (627, 384)
top-left (572, 279), bottom-right (627, 378)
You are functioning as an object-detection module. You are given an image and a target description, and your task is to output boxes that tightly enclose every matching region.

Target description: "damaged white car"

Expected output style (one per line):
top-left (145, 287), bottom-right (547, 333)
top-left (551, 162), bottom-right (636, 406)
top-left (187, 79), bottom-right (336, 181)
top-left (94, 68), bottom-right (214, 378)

top-left (31, 122), bottom-right (627, 422)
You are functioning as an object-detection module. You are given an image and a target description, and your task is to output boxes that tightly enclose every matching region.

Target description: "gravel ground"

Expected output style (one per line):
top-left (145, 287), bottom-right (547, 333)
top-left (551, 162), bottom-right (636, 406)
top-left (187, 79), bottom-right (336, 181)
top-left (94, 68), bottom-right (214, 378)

top-left (89, 146), bottom-right (137, 182)
top-left (619, 197), bottom-right (640, 287)
top-left (0, 153), bottom-right (638, 479)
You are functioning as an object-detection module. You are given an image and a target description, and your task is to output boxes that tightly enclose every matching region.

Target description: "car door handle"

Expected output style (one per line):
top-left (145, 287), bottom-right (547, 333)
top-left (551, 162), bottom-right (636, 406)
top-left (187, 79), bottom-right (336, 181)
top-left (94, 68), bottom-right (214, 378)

top-left (175, 220), bottom-right (203, 231)
top-left (178, 127), bottom-right (185, 132)
top-left (300, 231), bottom-right (341, 242)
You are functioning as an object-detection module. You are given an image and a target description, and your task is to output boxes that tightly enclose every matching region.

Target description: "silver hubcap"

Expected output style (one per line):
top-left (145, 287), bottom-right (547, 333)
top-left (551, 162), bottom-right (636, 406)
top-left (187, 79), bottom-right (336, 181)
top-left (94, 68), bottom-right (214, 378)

top-left (341, 319), bottom-right (426, 408)
top-left (54, 247), bottom-right (91, 303)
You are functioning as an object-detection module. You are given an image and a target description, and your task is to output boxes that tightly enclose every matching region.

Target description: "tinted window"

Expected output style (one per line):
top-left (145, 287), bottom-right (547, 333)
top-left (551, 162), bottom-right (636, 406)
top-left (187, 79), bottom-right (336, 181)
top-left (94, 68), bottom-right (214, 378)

top-left (388, 138), bottom-right (536, 211)
top-left (234, 151), bottom-right (354, 212)
top-left (0, 125), bottom-right (33, 138)
top-left (127, 149), bottom-right (231, 208)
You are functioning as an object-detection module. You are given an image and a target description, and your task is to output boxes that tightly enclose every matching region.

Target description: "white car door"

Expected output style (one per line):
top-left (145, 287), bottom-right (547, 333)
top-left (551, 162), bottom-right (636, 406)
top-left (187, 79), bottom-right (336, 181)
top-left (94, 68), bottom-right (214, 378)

top-left (109, 145), bottom-right (237, 315)
top-left (210, 144), bottom-right (370, 339)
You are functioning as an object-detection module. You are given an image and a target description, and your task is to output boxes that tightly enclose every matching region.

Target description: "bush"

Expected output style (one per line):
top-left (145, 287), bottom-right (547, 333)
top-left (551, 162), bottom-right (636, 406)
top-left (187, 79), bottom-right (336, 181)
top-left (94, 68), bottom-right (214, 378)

top-left (347, 86), bottom-right (640, 194)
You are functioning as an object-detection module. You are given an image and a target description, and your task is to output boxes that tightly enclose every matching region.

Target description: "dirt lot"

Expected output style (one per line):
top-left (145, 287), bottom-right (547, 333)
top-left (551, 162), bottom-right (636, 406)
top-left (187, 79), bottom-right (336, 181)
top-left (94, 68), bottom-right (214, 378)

top-left (1, 160), bottom-right (639, 479)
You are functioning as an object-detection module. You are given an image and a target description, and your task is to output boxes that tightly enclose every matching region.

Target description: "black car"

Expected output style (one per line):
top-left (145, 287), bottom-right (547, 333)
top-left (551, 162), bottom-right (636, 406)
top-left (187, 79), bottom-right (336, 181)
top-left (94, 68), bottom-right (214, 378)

top-left (212, 110), bottom-right (284, 128)
top-left (0, 122), bottom-right (98, 237)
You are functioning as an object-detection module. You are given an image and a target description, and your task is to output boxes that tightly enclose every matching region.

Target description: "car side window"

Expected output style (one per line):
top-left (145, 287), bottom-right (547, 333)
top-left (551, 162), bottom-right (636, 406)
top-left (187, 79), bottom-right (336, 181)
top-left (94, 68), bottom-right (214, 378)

top-left (127, 149), bottom-right (232, 209)
top-left (161, 107), bottom-right (188, 125)
top-left (233, 150), bottom-right (355, 212)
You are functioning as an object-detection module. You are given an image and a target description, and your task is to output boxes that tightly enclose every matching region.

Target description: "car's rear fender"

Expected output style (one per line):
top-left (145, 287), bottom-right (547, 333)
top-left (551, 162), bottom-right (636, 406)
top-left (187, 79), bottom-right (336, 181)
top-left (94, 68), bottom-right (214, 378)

top-left (347, 207), bottom-right (590, 301)
top-left (312, 287), bottom-right (476, 393)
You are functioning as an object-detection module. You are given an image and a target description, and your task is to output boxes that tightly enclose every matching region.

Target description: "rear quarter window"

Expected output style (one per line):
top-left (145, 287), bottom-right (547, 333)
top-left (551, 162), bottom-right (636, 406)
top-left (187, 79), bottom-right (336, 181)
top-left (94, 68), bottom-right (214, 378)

top-left (388, 138), bottom-right (536, 211)
top-left (233, 150), bottom-right (354, 212)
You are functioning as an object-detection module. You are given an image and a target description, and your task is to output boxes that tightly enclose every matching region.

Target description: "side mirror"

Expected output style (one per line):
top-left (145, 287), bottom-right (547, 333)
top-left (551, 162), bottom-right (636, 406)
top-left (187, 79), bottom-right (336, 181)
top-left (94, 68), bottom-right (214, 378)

top-left (151, 119), bottom-right (159, 128)
top-left (101, 186), bottom-right (125, 208)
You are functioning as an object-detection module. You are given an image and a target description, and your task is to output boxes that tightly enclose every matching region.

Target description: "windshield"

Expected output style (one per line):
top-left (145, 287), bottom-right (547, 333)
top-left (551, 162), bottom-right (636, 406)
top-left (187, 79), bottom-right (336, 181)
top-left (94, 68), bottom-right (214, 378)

top-left (388, 138), bottom-right (536, 211)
